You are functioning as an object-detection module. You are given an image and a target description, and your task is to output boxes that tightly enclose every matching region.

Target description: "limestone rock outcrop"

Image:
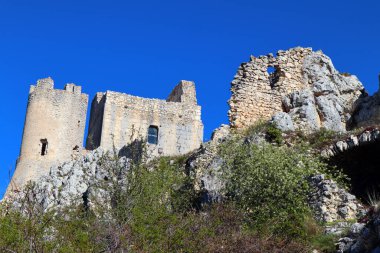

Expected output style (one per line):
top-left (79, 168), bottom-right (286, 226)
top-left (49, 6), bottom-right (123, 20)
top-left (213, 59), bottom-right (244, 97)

top-left (7, 148), bottom-right (130, 212)
top-left (186, 139), bottom-right (226, 205)
top-left (321, 128), bottom-right (380, 158)
top-left (336, 210), bottom-right (380, 253)
top-left (229, 47), bottom-right (365, 133)
top-left (351, 88), bottom-right (380, 128)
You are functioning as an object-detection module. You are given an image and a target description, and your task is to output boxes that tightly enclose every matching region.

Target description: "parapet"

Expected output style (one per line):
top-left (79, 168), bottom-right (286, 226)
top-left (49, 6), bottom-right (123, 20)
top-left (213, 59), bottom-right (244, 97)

top-left (30, 77), bottom-right (54, 93)
top-left (37, 77), bottom-right (54, 89)
top-left (65, 83), bottom-right (82, 94)
top-left (29, 77), bottom-right (85, 95)
top-left (167, 80), bottom-right (198, 104)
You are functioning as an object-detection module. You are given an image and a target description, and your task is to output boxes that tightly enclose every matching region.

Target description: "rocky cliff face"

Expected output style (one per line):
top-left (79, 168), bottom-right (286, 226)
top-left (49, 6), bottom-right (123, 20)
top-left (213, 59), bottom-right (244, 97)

top-left (351, 89), bottom-right (380, 128)
top-left (7, 148), bottom-right (130, 212)
top-left (336, 208), bottom-right (380, 253)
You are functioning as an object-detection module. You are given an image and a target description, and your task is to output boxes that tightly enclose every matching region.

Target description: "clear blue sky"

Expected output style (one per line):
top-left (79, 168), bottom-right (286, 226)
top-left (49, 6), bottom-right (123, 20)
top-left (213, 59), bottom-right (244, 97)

top-left (1, 0), bottom-right (379, 197)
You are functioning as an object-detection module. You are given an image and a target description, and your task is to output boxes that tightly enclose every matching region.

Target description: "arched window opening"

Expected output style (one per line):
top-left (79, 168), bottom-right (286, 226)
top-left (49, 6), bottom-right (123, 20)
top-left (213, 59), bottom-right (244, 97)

top-left (40, 139), bottom-right (48, 156)
top-left (148, 126), bottom-right (159, 145)
top-left (267, 66), bottom-right (276, 75)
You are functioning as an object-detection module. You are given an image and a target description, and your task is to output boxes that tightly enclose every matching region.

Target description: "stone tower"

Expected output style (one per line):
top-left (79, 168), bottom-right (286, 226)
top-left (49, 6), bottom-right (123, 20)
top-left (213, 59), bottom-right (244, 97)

top-left (86, 80), bottom-right (203, 157)
top-left (7, 77), bottom-right (88, 193)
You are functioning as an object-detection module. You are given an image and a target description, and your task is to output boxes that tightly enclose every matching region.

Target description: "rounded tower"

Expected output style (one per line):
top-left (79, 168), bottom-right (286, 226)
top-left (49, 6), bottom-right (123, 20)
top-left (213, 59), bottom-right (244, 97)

top-left (7, 77), bottom-right (88, 193)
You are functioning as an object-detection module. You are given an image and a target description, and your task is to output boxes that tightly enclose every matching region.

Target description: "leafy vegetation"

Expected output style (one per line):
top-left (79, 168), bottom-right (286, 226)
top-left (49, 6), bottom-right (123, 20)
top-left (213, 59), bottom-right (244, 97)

top-left (307, 128), bottom-right (343, 149)
top-left (218, 131), bottom-right (344, 245)
top-left (0, 127), bottom-right (345, 252)
top-left (243, 121), bottom-right (283, 144)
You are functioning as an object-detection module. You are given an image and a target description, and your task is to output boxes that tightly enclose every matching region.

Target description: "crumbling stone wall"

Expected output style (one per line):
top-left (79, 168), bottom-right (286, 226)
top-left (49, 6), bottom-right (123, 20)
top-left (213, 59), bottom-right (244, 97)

top-left (87, 80), bottom-right (204, 157)
top-left (8, 78), bottom-right (88, 192)
top-left (229, 47), bottom-right (364, 132)
top-left (229, 47), bottom-right (313, 128)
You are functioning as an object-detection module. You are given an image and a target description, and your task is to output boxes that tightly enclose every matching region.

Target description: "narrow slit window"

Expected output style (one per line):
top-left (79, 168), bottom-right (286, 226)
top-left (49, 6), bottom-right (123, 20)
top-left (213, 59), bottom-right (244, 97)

top-left (148, 126), bottom-right (158, 145)
top-left (41, 139), bottom-right (48, 156)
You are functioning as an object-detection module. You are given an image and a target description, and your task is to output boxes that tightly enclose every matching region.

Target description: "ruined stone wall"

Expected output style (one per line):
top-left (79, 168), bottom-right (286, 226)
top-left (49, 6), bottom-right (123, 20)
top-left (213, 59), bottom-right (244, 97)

top-left (87, 80), bottom-right (204, 157)
top-left (229, 47), bottom-right (313, 128)
top-left (229, 47), bottom-right (364, 132)
top-left (8, 78), bottom-right (88, 192)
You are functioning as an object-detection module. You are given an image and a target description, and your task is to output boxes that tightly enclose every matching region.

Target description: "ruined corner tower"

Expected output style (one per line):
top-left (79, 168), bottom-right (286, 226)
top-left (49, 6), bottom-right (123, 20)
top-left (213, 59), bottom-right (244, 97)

top-left (7, 77), bottom-right (88, 193)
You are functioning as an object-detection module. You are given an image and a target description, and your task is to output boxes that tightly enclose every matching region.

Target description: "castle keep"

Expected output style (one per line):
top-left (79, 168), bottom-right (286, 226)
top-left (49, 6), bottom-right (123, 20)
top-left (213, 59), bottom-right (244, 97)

top-left (8, 79), bottom-right (203, 192)
top-left (86, 81), bottom-right (203, 156)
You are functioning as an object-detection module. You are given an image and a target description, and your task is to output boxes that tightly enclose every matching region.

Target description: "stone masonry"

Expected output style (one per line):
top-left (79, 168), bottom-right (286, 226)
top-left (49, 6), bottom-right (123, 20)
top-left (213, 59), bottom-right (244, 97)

top-left (7, 78), bottom-right (203, 194)
top-left (229, 47), bottom-right (365, 132)
top-left (229, 47), bottom-right (312, 128)
top-left (7, 78), bottom-right (88, 193)
top-left (86, 80), bottom-right (204, 157)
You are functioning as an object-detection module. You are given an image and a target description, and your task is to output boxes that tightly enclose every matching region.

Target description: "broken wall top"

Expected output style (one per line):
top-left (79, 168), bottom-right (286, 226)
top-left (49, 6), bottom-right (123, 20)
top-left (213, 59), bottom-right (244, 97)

top-left (228, 47), bottom-right (365, 132)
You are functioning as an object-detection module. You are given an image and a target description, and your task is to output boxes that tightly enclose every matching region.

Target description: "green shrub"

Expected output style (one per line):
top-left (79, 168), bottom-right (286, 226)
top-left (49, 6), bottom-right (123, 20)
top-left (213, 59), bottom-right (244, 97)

top-left (266, 123), bottom-right (283, 144)
top-left (106, 156), bottom-right (197, 252)
top-left (0, 205), bottom-right (56, 252)
top-left (219, 136), bottom-right (331, 239)
top-left (243, 121), bottom-right (283, 144)
top-left (243, 120), bottom-right (269, 137)
top-left (308, 128), bottom-right (342, 149)
top-left (310, 233), bottom-right (338, 253)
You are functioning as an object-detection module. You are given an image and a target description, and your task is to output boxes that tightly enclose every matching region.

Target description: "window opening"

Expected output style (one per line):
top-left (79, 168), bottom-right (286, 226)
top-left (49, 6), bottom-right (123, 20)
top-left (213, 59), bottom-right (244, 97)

top-left (267, 66), bottom-right (276, 75)
top-left (40, 139), bottom-right (48, 156)
top-left (267, 65), bottom-right (280, 89)
top-left (148, 126), bottom-right (159, 145)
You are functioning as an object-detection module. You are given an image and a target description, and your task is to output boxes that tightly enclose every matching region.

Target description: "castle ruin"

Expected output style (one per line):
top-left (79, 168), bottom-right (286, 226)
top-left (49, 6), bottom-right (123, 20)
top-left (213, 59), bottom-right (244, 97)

top-left (8, 46), bottom-right (377, 194)
top-left (7, 78), bottom-right (203, 192)
top-left (86, 80), bottom-right (203, 156)
top-left (228, 47), bottom-right (312, 128)
top-left (229, 47), bottom-right (365, 132)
